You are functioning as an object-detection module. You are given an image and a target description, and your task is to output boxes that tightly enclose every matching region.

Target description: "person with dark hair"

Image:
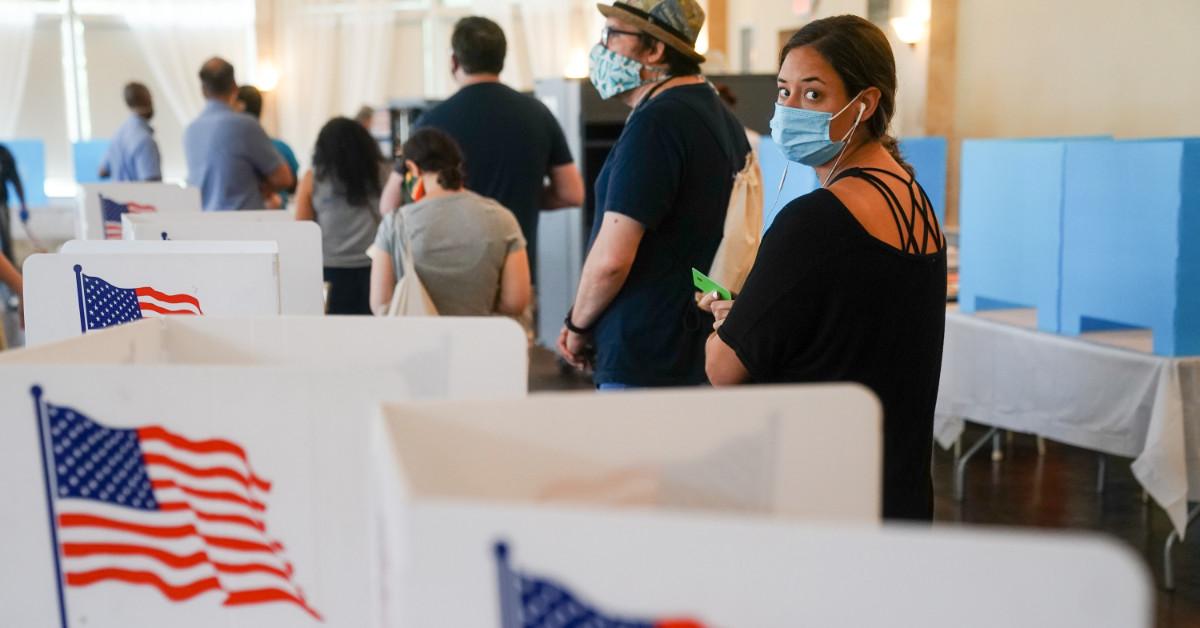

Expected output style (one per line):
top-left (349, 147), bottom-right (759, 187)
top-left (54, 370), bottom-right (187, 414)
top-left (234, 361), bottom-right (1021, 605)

top-left (98, 82), bottom-right (161, 182)
top-left (378, 15), bottom-right (583, 286)
top-left (235, 85), bottom-right (299, 208)
top-left (293, 117), bottom-right (387, 315)
top-left (556, 0), bottom-right (750, 389)
top-left (184, 57), bottom-right (293, 211)
top-left (0, 144), bottom-right (27, 264)
top-left (369, 128), bottom-right (530, 317)
top-left (703, 15), bottom-right (946, 521)
top-left (0, 144), bottom-right (24, 318)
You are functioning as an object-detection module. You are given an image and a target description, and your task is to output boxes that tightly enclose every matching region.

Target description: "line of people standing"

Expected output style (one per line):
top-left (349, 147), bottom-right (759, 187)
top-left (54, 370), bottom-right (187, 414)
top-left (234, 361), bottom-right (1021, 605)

top-left (83, 0), bottom-right (948, 520)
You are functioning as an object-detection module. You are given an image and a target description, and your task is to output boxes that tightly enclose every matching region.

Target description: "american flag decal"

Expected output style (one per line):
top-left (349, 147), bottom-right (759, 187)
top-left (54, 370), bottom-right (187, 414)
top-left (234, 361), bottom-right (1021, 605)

top-left (74, 264), bottom-right (203, 334)
top-left (31, 386), bottom-right (322, 623)
top-left (495, 542), bottom-right (703, 628)
top-left (99, 195), bottom-right (156, 240)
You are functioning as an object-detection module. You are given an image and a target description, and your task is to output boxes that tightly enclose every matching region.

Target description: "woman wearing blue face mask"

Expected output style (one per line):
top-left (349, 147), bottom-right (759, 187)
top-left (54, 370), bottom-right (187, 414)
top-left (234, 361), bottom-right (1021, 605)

top-left (557, 0), bottom-right (751, 390)
top-left (702, 15), bottom-right (946, 521)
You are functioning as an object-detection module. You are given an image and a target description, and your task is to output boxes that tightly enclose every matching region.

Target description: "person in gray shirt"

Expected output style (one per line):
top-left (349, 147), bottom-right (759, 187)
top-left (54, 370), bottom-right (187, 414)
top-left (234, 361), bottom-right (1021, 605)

top-left (368, 128), bottom-right (530, 317)
top-left (294, 117), bottom-right (385, 315)
top-left (183, 57), bottom-right (293, 211)
top-left (99, 82), bottom-right (161, 182)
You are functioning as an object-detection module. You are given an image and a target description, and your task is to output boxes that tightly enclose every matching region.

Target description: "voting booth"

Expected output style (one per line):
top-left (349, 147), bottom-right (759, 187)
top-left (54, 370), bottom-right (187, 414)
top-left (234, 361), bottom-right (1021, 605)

top-left (0, 316), bottom-right (528, 628)
top-left (2, 138), bottom-right (48, 207)
top-left (77, 182), bottom-right (201, 240)
top-left (373, 386), bottom-right (881, 624)
top-left (22, 242), bottom-right (281, 345)
top-left (397, 507), bottom-right (1151, 628)
top-left (758, 136), bottom-right (819, 231)
top-left (958, 139), bottom-right (1071, 331)
top-left (372, 388), bottom-right (1150, 628)
top-left (900, 136), bottom-right (948, 225)
top-left (123, 213), bottom-right (324, 315)
top-left (1060, 138), bottom-right (1200, 355)
top-left (72, 139), bottom-right (109, 185)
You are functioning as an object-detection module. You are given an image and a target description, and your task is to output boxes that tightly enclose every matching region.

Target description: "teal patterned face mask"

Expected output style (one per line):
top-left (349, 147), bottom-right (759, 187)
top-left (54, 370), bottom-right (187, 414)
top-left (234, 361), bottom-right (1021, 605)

top-left (588, 44), bottom-right (650, 100)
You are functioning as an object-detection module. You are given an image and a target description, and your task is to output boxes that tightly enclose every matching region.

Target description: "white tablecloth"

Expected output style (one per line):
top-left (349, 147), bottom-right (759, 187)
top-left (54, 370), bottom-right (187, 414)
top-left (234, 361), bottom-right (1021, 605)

top-left (935, 309), bottom-right (1200, 536)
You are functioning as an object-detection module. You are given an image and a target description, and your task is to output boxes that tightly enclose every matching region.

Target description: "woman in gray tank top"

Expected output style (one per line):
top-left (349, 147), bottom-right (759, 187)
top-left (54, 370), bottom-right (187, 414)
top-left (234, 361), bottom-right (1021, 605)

top-left (294, 117), bottom-right (385, 314)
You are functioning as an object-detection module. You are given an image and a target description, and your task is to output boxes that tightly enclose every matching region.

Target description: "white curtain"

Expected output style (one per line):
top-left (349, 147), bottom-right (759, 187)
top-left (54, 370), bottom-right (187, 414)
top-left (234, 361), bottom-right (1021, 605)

top-left (338, 8), bottom-right (396, 116)
top-left (272, 0), bottom-right (602, 171)
top-left (0, 11), bottom-right (35, 137)
top-left (275, 0), bottom-right (395, 173)
top-left (123, 0), bottom-right (256, 133)
top-left (469, 0), bottom-right (599, 90)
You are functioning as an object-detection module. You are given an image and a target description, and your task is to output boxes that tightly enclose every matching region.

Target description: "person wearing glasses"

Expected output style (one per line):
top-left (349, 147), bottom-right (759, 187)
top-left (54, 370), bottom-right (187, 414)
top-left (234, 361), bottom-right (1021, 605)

top-left (556, 0), bottom-right (750, 390)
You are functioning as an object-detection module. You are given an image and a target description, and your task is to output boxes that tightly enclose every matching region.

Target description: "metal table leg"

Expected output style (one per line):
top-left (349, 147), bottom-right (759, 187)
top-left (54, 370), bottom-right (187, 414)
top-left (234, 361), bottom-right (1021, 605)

top-left (955, 426), bottom-right (1000, 502)
top-left (1164, 504), bottom-right (1200, 591)
top-left (991, 430), bottom-right (1005, 462)
top-left (1096, 454), bottom-right (1107, 494)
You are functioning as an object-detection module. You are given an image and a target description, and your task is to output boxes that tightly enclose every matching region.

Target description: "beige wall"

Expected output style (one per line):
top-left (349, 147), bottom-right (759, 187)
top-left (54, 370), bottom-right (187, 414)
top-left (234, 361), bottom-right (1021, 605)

top-left (724, 1), bottom-right (928, 138)
top-left (953, 0), bottom-right (1200, 139)
top-left (727, 0), bottom-right (867, 74)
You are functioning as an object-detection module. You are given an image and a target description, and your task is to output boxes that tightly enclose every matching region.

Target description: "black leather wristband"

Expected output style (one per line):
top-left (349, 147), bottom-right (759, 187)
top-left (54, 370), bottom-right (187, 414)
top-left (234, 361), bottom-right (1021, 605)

top-left (564, 307), bottom-right (593, 335)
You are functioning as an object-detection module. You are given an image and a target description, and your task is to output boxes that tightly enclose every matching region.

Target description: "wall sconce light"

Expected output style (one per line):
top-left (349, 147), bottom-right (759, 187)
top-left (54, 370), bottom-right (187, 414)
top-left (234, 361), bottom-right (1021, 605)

top-left (890, 15), bottom-right (928, 46)
top-left (564, 48), bottom-right (589, 79)
top-left (255, 61), bottom-right (280, 92)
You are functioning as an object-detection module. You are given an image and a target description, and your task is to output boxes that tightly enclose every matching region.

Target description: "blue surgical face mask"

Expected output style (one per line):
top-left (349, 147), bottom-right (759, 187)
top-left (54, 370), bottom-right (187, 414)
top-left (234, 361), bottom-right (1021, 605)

top-left (769, 94), bottom-right (866, 167)
top-left (589, 44), bottom-right (651, 100)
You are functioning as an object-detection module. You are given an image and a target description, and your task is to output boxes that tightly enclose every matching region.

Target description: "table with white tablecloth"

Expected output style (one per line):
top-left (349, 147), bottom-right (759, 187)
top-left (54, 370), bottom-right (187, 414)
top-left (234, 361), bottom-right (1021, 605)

top-left (935, 309), bottom-right (1200, 538)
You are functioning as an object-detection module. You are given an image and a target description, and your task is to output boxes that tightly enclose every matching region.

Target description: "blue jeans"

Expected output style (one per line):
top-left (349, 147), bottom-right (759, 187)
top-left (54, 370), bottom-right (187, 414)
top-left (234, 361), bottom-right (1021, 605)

top-left (597, 382), bottom-right (635, 391)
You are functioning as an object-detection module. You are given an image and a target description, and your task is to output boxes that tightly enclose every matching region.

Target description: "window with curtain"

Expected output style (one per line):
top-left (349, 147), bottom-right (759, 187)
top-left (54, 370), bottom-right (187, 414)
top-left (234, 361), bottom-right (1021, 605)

top-left (0, 0), bottom-right (255, 200)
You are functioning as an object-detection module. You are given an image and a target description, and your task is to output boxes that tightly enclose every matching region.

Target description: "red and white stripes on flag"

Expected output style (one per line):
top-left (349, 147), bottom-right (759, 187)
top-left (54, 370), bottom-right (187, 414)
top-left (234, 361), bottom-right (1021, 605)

top-left (54, 422), bottom-right (321, 620)
top-left (134, 286), bottom-right (203, 316)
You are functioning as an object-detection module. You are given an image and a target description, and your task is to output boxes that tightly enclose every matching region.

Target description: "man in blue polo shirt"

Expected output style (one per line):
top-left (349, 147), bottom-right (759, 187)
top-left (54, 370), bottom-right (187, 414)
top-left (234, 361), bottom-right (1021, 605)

top-left (183, 57), bottom-right (293, 211)
top-left (99, 82), bottom-right (161, 182)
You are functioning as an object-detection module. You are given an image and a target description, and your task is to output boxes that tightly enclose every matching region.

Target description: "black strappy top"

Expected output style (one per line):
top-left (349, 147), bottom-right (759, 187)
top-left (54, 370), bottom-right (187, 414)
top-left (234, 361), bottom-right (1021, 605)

top-left (717, 168), bottom-right (947, 521)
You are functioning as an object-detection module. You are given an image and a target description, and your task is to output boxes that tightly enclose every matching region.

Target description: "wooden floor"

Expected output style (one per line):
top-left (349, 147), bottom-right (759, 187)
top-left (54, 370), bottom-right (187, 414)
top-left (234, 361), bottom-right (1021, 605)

top-left (528, 347), bottom-right (1200, 628)
top-left (935, 426), bottom-right (1200, 628)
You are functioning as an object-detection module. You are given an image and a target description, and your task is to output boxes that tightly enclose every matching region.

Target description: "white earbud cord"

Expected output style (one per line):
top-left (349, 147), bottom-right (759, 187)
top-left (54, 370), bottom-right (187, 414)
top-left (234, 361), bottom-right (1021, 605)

top-left (821, 102), bottom-right (866, 188)
top-left (769, 161), bottom-right (790, 218)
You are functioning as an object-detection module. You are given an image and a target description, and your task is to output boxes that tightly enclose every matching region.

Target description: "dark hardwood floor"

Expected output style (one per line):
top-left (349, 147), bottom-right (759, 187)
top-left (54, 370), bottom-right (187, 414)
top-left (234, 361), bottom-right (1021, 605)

top-left (935, 426), bottom-right (1200, 628)
top-left (527, 347), bottom-right (1200, 627)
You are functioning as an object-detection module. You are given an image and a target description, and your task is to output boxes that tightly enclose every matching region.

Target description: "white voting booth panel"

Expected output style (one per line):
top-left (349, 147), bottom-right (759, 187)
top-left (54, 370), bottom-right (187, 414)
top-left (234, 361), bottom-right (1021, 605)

top-left (404, 504), bottom-right (1152, 628)
top-left (374, 386), bottom-right (883, 625)
top-left (23, 244), bottom-right (281, 346)
top-left (0, 316), bottom-right (527, 628)
top-left (123, 214), bottom-right (324, 315)
top-left (77, 182), bottom-right (201, 240)
top-left (59, 239), bottom-right (279, 255)
top-left (381, 386), bottom-right (881, 518)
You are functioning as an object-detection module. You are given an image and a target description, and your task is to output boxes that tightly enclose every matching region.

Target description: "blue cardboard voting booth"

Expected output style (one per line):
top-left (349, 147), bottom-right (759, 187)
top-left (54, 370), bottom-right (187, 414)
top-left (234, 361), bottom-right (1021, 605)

top-left (1, 139), bottom-right (47, 208)
top-left (1060, 138), bottom-right (1200, 356)
top-left (900, 137), bottom-right (947, 225)
top-left (758, 136), bottom-right (819, 232)
top-left (957, 138), bottom-right (1073, 332)
top-left (73, 139), bottom-right (110, 185)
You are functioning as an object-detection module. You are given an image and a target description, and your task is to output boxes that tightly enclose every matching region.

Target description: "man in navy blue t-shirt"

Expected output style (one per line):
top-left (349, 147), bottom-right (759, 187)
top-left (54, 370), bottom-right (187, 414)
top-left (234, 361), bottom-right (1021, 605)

top-left (380, 17), bottom-right (584, 281)
top-left (557, 0), bottom-right (749, 388)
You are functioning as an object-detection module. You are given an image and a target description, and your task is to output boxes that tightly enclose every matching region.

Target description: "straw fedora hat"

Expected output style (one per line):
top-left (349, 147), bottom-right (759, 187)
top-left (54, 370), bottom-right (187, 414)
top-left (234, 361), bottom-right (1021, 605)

top-left (597, 0), bottom-right (707, 64)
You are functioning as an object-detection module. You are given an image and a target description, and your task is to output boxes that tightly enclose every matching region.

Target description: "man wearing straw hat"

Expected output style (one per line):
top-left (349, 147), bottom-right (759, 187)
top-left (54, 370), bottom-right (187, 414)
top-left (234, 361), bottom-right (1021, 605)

top-left (558, 0), bottom-right (749, 389)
